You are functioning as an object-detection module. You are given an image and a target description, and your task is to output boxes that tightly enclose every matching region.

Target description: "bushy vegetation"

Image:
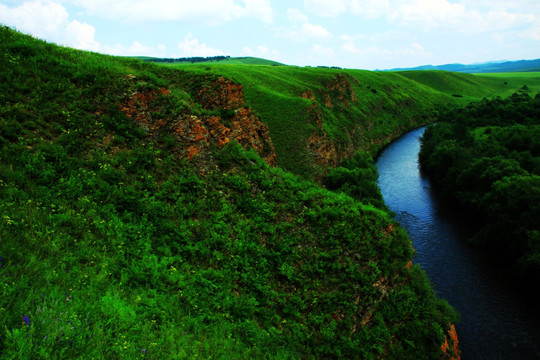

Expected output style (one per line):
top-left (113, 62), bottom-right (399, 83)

top-left (323, 151), bottom-right (387, 209)
top-left (419, 92), bottom-right (540, 284)
top-left (0, 25), bottom-right (462, 359)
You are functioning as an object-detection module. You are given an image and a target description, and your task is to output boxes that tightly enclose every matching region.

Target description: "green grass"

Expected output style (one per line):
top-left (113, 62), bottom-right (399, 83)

top-left (167, 64), bottom-right (457, 178)
top-left (397, 70), bottom-right (540, 101)
top-left (0, 25), bottom-right (461, 360)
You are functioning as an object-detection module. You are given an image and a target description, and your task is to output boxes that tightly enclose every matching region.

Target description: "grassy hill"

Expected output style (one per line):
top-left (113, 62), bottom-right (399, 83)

top-left (166, 63), bottom-right (539, 179)
top-left (0, 25), bottom-right (468, 359)
top-left (140, 56), bottom-right (284, 66)
top-left (397, 70), bottom-right (540, 102)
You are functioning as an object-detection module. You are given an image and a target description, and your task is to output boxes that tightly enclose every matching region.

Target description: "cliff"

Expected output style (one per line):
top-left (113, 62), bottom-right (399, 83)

top-left (195, 64), bottom-right (455, 179)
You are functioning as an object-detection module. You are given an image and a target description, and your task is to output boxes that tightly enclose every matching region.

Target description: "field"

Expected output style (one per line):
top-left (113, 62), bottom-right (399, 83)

top-left (397, 70), bottom-right (540, 102)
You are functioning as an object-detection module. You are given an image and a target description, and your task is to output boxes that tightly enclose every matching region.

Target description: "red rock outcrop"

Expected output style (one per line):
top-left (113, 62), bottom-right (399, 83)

top-left (441, 323), bottom-right (461, 360)
top-left (118, 74), bottom-right (276, 168)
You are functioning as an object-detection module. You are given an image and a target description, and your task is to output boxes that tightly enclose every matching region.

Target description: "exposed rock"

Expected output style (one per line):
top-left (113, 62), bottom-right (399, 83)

top-left (196, 76), bottom-right (244, 110)
top-left (306, 104), bottom-right (339, 169)
top-left (441, 323), bottom-right (461, 360)
top-left (324, 74), bottom-right (357, 108)
top-left (301, 90), bottom-right (315, 101)
top-left (118, 74), bottom-right (276, 168)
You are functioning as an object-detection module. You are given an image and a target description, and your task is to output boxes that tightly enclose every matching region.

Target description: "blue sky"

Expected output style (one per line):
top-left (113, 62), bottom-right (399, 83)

top-left (1, 0), bottom-right (539, 70)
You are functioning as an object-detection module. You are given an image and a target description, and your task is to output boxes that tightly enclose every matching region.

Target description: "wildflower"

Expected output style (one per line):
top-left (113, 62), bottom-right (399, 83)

top-left (24, 316), bottom-right (30, 325)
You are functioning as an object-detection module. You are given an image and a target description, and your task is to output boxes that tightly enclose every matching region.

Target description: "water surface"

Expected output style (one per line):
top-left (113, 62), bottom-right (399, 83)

top-left (376, 127), bottom-right (540, 360)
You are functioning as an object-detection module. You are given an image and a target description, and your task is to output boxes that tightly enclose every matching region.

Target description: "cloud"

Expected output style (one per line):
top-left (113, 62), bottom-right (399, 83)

top-left (341, 41), bottom-right (433, 68)
top-left (303, 0), bottom-right (347, 17)
top-left (278, 8), bottom-right (332, 41)
top-left (241, 45), bottom-right (280, 59)
top-left (103, 41), bottom-right (168, 57)
top-left (312, 44), bottom-right (334, 57)
top-left (303, 0), bottom-right (540, 35)
top-left (177, 33), bottom-right (225, 57)
top-left (0, 0), bottom-right (171, 56)
top-left (0, 0), bottom-right (99, 51)
top-left (66, 0), bottom-right (274, 24)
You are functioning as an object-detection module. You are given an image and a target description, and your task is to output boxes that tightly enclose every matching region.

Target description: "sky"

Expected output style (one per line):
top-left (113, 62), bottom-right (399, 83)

top-left (1, 0), bottom-right (539, 70)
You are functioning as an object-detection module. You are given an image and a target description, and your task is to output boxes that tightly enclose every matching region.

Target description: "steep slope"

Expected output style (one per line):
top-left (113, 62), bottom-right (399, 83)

top-left (170, 64), bottom-right (457, 179)
top-left (171, 63), bottom-right (538, 180)
top-left (0, 26), bottom-right (458, 359)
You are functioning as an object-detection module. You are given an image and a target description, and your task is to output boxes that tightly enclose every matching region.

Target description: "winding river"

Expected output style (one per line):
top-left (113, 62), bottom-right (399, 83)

top-left (376, 127), bottom-right (540, 360)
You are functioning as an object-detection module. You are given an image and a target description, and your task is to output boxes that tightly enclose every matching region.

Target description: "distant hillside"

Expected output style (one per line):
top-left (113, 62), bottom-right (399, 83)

top-left (388, 58), bottom-right (540, 73)
top-left (139, 55), bottom-right (284, 66)
top-left (167, 63), bottom-right (540, 179)
top-left (398, 70), bottom-right (540, 100)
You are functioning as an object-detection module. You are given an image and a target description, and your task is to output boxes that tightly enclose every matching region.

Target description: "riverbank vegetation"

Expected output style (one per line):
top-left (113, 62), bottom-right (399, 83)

top-left (0, 25), bottom-right (462, 359)
top-left (419, 91), bottom-right (540, 285)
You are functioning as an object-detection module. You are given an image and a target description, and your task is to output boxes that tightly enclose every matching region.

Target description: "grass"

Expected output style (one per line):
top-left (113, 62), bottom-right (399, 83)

top-left (166, 64), bottom-right (456, 178)
top-left (397, 70), bottom-right (540, 101)
top-left (0, 25), bottom-right (468, 359)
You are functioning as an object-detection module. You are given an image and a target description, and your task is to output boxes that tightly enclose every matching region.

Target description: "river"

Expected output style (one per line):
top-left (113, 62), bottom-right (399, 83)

top-left (376, 127), bottom-right (540, 360)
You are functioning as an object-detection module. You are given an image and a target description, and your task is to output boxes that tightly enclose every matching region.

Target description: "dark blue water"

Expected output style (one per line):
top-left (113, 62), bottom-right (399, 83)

top-left (376, 127), bottom-right (540, 360)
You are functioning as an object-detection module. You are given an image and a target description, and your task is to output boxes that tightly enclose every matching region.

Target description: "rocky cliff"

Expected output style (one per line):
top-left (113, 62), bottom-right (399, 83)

top-left (119, 74), bottom-right (276, 173)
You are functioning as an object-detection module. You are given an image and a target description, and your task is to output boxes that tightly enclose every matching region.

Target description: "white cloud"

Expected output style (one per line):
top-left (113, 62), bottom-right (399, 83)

top-left (341, 41), bottom-right (433, 68)
top-left (304, 0), bottom-right (540, 35)
top-left (65, 20), bottom-right (100, 51)
top-left (312, 44), bottom-right (334, 57)
top-left (303, 0), bottom-right (347, 17)
top-left (241, 45), bottom-right (280, 58)
top-left (278, 8), bottom-right (332, 41)
top-left (287, 8), bottom-right (309, 24)
top-left (239, 0), bottom-right (274, 23)
top-left (301, 23), bottom-right (332, 39)
top-left (0, 0), bottom-right (99, 51)
top-left (104, 41), bottom-right (167, 57)
top-left (66, 0), bottom-right (274, 24)
top-left (177, 33), bottom-right (224, 57)
top-left (0, 0), bottom-right (172, 56)
top-left (349, 0), bottom-right (391, 19)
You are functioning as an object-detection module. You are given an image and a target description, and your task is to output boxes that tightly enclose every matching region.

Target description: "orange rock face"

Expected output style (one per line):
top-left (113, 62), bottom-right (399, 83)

top-left (118, 74), bottom-right (276, 168)
top-left (441, 323), bottom-right (461, 360)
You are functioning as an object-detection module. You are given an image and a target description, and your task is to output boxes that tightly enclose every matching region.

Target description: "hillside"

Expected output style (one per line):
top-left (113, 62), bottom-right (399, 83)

top-left (0, 26), bottom-right (465, 359)
top-left (140, 56), bottom-right (284, 66)
top-left (389, 58), bottom-right (540, 73)
top-left (397, 70), bottom-right (540, 102)
top-left (165, 63), bottom-right (540, 179)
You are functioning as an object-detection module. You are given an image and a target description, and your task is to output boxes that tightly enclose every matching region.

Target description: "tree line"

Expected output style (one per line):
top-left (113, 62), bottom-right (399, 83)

top-left (144, 55), bottom-right (231, 63)
top-left (419, 91), bottom-right (540, 288)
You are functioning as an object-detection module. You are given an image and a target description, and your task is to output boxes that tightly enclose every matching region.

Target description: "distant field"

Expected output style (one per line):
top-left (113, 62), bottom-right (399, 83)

top-left (398, 70), bottom-right (540, 101)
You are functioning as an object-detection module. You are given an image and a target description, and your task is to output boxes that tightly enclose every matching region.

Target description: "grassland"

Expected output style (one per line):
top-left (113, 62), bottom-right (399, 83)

top-left (398, 70), bottom-right (540, 102)
top-left (165, 63), bottom-right (540, 179)
top-left (0, 25), bottom-right (461, 360)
